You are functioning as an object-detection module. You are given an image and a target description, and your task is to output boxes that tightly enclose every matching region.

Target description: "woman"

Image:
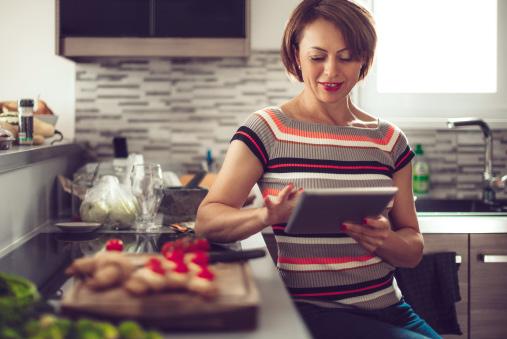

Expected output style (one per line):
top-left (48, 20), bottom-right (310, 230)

top-left (196, 1), bottom-right (440, 338)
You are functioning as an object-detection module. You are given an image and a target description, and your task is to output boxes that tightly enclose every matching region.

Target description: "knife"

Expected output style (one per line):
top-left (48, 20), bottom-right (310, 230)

top-left (208, 248), bottom-right (266, 263)
top-left (184, 171), bottom-right (207, 188)
top-left (134, 248), bottom-right (266, 266)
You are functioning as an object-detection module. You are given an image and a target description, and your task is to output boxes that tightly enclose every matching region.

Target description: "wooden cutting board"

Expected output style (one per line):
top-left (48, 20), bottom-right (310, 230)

top-left (61, 261), bottom-right (259, 330)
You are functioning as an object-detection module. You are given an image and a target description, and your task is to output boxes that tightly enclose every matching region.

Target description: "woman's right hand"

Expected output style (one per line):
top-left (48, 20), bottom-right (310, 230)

top-left (261, 184), bottom-right (303, 226)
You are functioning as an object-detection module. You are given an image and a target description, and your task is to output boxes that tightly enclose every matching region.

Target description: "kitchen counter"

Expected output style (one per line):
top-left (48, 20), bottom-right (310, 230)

top-left (3, 213), bottom-right (507, 338)
top-left (258, 213), bottom-right (507, 235)
top-left (0, 224), bottom-right (311, 339)
top-left (0, 142), bottom-right (86, 256)
top-left (417, 212), bottom-right (507, 233)
top-left (0, 141), bottom-right (81, 174)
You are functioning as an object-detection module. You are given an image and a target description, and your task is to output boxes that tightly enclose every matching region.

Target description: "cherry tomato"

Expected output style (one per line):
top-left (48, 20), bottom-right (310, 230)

top-left (191, 251), bottom-right (209, 266)
top-left (105, 239), bottom-right (123, 251)
top-left (197, 267), bottom-right (214, 281)
top-left (173, 261), bottom-right (189, 274)
top-left (146, 257), bottom-right (165, 275)
top-left (164, 248), bottom-right (185, 262)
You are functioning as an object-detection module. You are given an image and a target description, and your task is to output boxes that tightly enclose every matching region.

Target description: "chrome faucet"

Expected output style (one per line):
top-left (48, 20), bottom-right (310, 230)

top-left (447, 118), bottom-right (507, 205)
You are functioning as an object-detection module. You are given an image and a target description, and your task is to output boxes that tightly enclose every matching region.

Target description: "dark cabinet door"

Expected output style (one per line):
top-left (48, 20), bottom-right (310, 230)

top-left (60, 0), bottom-right (150, 37)
top-left (470, 234), bottom-right (507, 339)
top-left (154, 0), bottom-right (246, 38)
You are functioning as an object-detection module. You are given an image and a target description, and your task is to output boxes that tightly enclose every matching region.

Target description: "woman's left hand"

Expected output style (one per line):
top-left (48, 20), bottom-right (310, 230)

top-left (341, 216), bottom-right (392, 253)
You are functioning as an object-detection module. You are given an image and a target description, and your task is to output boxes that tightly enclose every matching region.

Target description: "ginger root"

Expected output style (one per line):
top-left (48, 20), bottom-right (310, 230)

top-left (86, 264), bottom-right (124, 290)
top-left (66, 252), bottom-right (218, 298)
top-left (66, 251), bottom-right (135, 290)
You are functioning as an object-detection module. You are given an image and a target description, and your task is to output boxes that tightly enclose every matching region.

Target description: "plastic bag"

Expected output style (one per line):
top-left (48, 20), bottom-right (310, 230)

top-left (80, 175), bottom-right (139, 229)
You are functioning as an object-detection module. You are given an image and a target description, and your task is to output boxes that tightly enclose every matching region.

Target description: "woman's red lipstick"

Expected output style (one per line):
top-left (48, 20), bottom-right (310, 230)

top-left (319, 82), bottom-right (343, 92)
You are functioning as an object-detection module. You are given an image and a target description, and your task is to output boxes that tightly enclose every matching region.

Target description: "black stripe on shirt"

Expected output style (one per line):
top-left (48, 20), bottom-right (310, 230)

top-left (231, 126), bottom-right (269, 167)
top-left (394, 146), bottom-right (415, 172)
top-left (267, 158), bottom-right (393, 177)
top-left (287, 272), bottom-right (394, 302)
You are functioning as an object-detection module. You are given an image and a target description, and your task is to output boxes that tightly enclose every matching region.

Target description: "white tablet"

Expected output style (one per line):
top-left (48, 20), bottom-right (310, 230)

top-left (285, 187), bottom-right (398, 235)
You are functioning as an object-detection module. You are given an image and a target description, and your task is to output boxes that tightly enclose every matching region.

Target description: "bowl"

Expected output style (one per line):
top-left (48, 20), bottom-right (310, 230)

top-left (0, 138), bottom-right (14, 150)
top-left (35, 115), bottom-right (58, 126)
top-left (0, 128), bottom-right (15, 150)
top-left (159, 187), bottom-right (208, 224)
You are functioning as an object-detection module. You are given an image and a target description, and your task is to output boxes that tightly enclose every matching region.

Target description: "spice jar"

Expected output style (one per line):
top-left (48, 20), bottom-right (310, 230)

top-left (18, 98), bottom-right (34, 145)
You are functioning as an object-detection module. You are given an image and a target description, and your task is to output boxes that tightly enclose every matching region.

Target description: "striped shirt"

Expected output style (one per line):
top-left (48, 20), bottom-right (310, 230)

top-left (231, 106), bottom-right (415, 310)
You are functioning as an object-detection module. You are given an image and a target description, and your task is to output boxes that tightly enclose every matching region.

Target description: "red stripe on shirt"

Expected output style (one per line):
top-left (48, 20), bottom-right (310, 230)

top-left (395, 149), bottom-right (412, 168)
top-left (235, 130), bottom-right (268, 164)
top-left (264, 109), bottom-right (396, 146)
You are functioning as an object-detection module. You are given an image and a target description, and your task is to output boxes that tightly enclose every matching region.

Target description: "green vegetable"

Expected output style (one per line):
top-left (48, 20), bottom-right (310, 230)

top-left (53, 318), bottom-right (72, 337)
top-left (98, 321), bottom-right (119, 339)
top-left (0, 272), bottom-right (163, 339)
top-left (75, 319), bottom-right (102, 339)
top-left (80, 200), bottom-right (110, 224)
top-left (118, 320), bottom-right (145, 339)
top-left (109, 198), bottom-right (138, 227)
top-left (0, 272), bottom-right (40, 327)
top-left (0, 326), bottom-right (23, 339)
top-left (24, 319), bottom-right (41, 336)
top-left (145, 330), bottom-right (164, 339)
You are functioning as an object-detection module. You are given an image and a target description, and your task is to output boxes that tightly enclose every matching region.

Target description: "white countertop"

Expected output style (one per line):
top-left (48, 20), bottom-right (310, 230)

top-left (260, 213), bottom-right (507, 235)
top-left (417, 213), bottom-right (507, 233)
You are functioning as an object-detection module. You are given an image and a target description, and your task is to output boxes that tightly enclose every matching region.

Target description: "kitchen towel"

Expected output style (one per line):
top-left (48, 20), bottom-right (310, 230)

top-left (395, 252), bottom-right (462, 335)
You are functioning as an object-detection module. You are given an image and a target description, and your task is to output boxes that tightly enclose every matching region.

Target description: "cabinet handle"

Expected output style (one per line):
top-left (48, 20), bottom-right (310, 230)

top-left (455, 255), bottom-right (462, 264)
top-left (479, 254), bottom-right (507, 263)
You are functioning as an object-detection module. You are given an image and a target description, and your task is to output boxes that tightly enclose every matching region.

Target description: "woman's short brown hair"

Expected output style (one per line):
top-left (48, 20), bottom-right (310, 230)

top-left (281, 0), bottom-right (377, 82)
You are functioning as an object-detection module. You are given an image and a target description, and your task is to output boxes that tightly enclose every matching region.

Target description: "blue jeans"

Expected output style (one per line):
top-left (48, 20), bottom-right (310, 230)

top-left (295, 299), bottom-right (442, 339)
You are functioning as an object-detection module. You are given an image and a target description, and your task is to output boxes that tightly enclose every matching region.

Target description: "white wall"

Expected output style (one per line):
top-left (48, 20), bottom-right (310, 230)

top-left (0, 0), bottom-right (75, 140)
top-left (251, 0), bottom-right (301, 50)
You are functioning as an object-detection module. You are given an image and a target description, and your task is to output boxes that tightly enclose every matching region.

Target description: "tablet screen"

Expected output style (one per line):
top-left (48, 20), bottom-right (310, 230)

top-left (285, 187), bottom-right (398, 235)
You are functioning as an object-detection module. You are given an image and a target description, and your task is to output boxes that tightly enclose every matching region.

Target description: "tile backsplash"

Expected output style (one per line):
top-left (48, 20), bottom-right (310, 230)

top-left (75, 51), bottom-right (507, 200)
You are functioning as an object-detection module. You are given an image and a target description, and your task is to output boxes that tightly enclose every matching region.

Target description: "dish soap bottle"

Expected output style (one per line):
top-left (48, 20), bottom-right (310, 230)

top-left (413, 144), bottom-right (430, 196)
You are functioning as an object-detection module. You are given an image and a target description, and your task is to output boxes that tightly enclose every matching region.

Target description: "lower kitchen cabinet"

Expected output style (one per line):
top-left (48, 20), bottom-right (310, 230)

top-left (423, 234), bottom-right (469, 339)
top-left (470, 234), bottom-right (507, 339)
top-left (264, 232), bottom-right (507, 338)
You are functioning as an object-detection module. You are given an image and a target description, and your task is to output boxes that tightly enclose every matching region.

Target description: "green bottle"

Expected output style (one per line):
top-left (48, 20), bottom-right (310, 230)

top-left (413, 144), bottom-right (430, 195)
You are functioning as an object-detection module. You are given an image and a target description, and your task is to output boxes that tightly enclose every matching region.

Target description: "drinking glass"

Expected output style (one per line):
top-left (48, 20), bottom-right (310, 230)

top-left (130, 163), bottom-right (164, 232)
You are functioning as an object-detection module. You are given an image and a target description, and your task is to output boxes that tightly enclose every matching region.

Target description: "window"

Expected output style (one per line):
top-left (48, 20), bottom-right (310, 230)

top-left (358, 0), bottom-right (506, 127)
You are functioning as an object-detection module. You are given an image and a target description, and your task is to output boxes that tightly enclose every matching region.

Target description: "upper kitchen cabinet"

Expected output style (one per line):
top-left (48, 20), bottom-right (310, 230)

top-left (60, 0), bottom-right (150, 37)
top-left (56, 0), bottom-right (250, 58)
top-left (154, 1), bottom-right (246, 38)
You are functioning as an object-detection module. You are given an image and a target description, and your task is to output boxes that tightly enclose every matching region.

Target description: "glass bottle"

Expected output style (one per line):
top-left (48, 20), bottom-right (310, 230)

top-left (18, 98), bottom-right (34, 145)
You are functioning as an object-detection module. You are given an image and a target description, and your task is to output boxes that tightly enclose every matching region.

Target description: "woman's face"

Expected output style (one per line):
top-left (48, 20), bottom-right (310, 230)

top-left (297, 18), bottom-right (363, 105)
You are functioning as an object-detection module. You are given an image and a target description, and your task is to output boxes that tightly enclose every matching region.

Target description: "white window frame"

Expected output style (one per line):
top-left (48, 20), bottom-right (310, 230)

top-left (356, 0), bottom-right (507, 129)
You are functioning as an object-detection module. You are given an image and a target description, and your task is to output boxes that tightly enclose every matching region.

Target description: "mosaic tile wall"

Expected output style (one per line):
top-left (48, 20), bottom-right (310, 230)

top-left (75, 51), bottom-right (507, 200)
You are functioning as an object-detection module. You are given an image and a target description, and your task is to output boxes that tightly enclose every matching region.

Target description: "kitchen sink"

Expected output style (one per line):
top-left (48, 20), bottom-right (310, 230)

top-left (415, 199), bottom-right (507, 213)
top-left (414, 199), bottom-right (507, 233)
